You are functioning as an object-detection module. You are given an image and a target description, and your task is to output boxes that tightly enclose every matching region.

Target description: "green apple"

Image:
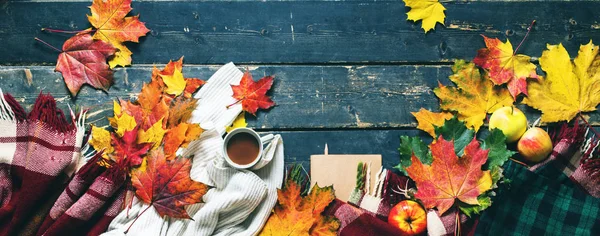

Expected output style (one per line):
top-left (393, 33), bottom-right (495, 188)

top-left (489, 106), bottom-right (528, 143)
top-left (518, 127), bottom-right (553, 163)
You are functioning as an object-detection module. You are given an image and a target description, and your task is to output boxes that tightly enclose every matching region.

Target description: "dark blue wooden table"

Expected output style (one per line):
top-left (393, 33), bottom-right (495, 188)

top-left (1, 0), bottom-right (599, 170)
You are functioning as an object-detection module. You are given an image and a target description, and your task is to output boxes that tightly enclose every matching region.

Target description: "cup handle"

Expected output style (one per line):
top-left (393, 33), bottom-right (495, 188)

top-left (260, 134), bottom-right (274, 144)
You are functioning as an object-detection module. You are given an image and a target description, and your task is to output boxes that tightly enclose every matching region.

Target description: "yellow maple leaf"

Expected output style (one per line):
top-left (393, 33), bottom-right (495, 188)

top-left (434, 60), bottom-right (513, 131)
top-left (404, 0), bottom-right (446, 33)
top-left (110, 100), bottom-right (137, 136)
top-left (411, 108), bottom-right (453, 137)
top-left (161, 65), bottom-right (187, 96)
top-left (89, 125), bottom-right (114, 154)
top-left (477, 171), bottom-right (493, 193)
top-left (138, 118), bottom-right (167, 149)
top-left (93, 33), bottom-right (134, 68)
top-left (226, 112), bottom-right (248, 133)
top-left (523, 41), bottom-right (600, 123)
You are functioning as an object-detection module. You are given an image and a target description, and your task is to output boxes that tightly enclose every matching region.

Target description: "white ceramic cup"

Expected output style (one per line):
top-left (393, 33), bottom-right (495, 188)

top-left (223, 128), bottom-right (274, 170)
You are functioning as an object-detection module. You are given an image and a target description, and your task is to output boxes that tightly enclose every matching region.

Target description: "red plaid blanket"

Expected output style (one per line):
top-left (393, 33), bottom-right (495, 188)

top-left (531, 122), bottom-right (600, 198)
top-left (36, 153), bottom-right (126, 236)
top-left (0, 91), bottom-right (87, 235)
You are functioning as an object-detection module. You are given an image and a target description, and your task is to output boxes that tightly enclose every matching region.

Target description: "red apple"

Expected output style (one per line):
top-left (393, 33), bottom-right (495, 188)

top-left (388, 200), bottom-right (427, 235)
top-left (517, 127), bottom-right (553, 163)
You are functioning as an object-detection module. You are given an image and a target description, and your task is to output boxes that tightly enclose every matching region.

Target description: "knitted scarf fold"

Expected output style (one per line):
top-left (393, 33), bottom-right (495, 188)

top-left (0, 91), bottom-right (86, 236)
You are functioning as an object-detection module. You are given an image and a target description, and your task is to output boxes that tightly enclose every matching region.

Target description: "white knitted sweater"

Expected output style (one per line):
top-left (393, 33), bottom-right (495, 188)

top-left (102, 63), bottom-right (284, 236)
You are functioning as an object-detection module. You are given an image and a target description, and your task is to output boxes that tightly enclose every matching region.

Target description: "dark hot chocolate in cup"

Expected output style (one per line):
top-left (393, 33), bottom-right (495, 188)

top-left (223, 128), bottom-right (264, 169)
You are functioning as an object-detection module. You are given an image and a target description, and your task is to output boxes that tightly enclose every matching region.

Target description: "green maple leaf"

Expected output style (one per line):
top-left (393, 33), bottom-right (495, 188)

top-left (395, 136), bottom-right (432, 175)
top-left (434, 116), bottom-right (475, 156)
top-left (459, 194), bottom-right (492, 218)
top-left (481, 129), bottom-right (517, 169)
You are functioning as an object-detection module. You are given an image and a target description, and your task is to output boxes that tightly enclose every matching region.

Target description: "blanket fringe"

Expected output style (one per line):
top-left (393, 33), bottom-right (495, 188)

top-left (77, 152), bottom-right (107, 184)
top-left (0, 89), bottom-right (26, 123)
top-left (28, 92), bottom-right (75, 133)
top-left (101, 164), bottom-right (127, 187)
top-left (550, 121), bottom-right (585, 146)
top-left (580, 135), bottom-right (600, 182)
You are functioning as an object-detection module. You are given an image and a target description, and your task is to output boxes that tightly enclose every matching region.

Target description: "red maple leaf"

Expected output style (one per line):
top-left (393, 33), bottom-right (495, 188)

top-left (405, 136), bottom-right (492, 215)
top-left (130, 149), bottom-right (208, 219)
top-left (473, 35), bottom-right (539, 99)
top-left (112, 128), bottom-right (151, 167)
top-left (55, 33), bottom-right (116, 96)
top-left (231, 71), bottom-right (275, 115)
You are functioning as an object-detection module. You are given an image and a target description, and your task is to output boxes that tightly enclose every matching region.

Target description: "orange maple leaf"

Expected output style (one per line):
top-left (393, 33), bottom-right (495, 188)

top-left (119, 98), bottom-right (169, 131)
top-left (411, 108), bottom-right (453, 137)
top-left (88, 0), bottom-right (150, 68)
top-left (405, 136), bottom-right (492, 215)
top-left (473, 35), bottom-right (539, 99)
top-left (130, 149), bottom-right (208, 219)
top-left (259, 179), bottom-right (339, 236)
top-left (163, 123), bottom-right (203, 160)
top-left (55, 33), bottom-right (116, 96)
top-left (152, 57), bottom-right (205, 98)
top-left (184, 78), bottom-right (206, 98)
top-left (231, 71), bottom-right (275, 115)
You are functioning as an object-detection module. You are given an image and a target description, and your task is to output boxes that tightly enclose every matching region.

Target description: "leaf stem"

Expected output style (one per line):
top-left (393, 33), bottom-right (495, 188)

top-left (42, 28), bottom-right (91, 34)
top-left (510, 157), bottom-right (529, 167)
top-left (226, 99), bottom-right (242, 109)
top-left (34, 37), bottom-right (62, 53)
top-left (455, 207), bottom-right (461, 236)
top-left (513, 20), bottom-right (536, 55)
top-left (125, 204), bottom-right (152, 234)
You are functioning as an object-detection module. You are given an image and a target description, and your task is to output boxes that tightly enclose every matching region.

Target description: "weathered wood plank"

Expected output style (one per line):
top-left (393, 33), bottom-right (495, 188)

top-left (1, 65), bottom-right (599, 129)
top-left (263, 129), bottom-right (430, 171)
top-left (1, 1), bottom-right (599, 64)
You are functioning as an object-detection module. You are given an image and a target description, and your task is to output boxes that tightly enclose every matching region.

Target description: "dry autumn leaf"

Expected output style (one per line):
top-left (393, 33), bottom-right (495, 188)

top-left (168, 97), bottom-right (198, 128)
top-left (54, 33), bottom-right (116, 96)
top-left (411, 108), bottom-right (453, 137)
top-left (184, 78), bottom-right (206, 98)
top-left (133, 82), bottom-right (170, 130)
top-left (130, 149), bottom-right (208, 219)
top-left (112, 129), bottom-right (152, 167)
top-left (88, 0), bottom-right (150, 68)
top-left (434, 60), bottom-right (513, 131)
top-left (474, 35), bottom-right (539, 99)
top-left (155, 58), bottom-right (205, 97)
top-left (404, 0), bottom-right (446, 33)
top-left (162, 65), bottom-right (187, 96)
top-left (89, 125), bottom-right (114, 155)
top-left (110, 101), bottom-right (138, 137)
top-left (406, 136), bottom-right (492, 215)
top-left (163, 123), bottom-right (203, 160)
top-left (523, 41), bottom-right (600, 123)
top-left (231, 71), bottom-right (275, 115)
top-left (137, 118), bottom-right (167, 149)
top-left (260, 180), bottom-right (339, 236)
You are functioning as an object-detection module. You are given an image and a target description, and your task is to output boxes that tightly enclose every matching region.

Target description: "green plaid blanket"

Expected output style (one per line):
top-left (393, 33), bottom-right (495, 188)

top-left (476, 161), bottom-right (600, 235)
